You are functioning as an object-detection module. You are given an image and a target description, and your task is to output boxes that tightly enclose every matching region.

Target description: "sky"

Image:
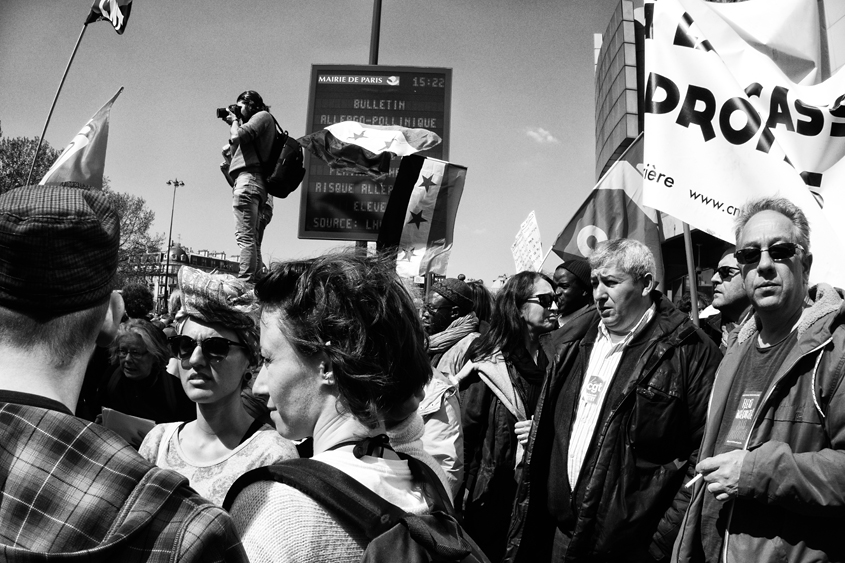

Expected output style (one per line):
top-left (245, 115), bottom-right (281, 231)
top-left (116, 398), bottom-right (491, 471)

top-left (1, 0), bottom-right (620, 285)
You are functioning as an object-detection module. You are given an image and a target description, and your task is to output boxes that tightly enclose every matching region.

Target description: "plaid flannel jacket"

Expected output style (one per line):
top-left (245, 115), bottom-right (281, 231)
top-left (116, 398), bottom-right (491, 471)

top-left (0, 395), bottom-right (249, 563)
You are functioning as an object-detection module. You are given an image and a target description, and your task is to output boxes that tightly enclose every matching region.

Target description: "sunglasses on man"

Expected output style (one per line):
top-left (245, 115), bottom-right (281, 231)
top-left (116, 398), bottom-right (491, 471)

top-left (734, 242), bottom-right (803, 265)
top-left (524, 293), bottom-right (555, 309)
top-left (168, 335), bottom-right (248, 361)
top-left (714, 266), bottom-right (741, 279)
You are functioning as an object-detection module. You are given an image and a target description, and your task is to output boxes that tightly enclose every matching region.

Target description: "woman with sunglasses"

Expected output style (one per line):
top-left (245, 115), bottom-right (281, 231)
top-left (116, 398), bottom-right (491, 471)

top-left (98, 318), bottom-right (196, 446)
top-left (227, 251), bottom-right (450, 562)
top-left (452, 270), bottom-right (558, 561)
top-left (139, 266), bottom-right (297, 505)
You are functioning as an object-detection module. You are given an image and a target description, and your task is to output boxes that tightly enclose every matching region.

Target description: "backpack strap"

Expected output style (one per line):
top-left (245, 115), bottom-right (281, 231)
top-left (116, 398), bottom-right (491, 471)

top-left (255, 115), bottom-right (289, 173)
top-left (398, 452), bottom-right (458, 518)
top-left (223, 458), bottom-right (406, 540)
top-left (223, 457), bottom-right (485, 562)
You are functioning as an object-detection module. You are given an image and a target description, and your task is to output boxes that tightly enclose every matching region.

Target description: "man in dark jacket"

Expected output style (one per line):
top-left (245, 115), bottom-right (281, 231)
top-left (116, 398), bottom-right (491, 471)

top-left (0, 185), bottom-right (248, 562)
top-left (700, 246), bottom-right (752, 352)
top-left (505, 238), bottom-right (721, 563)
top-left (673, 197), bottom-right (845, 563)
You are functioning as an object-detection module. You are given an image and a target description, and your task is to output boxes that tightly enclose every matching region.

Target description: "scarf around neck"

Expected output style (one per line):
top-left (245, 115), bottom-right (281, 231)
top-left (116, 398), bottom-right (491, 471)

top-left (428, 313), bottom-right (479, 355)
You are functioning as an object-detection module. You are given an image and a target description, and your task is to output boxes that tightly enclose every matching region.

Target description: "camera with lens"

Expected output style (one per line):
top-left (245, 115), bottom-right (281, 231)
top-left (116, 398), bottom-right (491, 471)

top-left (216, 104), bottom-right (241, 121)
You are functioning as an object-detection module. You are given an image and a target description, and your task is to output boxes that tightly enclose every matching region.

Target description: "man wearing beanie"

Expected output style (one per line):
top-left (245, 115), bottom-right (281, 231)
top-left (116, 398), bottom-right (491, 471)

top-left (0, 185), bottom-right (248, 562)
top-left (420, 275), bottom-right (479, 497)
top-left (553, 260), bottom-right (594, 328)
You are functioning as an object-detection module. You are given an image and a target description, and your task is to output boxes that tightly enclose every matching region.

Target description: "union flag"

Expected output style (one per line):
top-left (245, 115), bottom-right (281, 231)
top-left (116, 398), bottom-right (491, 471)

top-left (552, 134), bottom-right (665, 284)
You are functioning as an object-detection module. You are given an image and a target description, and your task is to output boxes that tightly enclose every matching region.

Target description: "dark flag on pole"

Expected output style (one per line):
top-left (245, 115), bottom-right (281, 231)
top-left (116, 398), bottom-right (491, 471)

top-left (378, 155), bottom-right (467, 278)
top-left (551, 134), bottom-right (665, 284)
top-left (85, 0), bottom-right (133, 34)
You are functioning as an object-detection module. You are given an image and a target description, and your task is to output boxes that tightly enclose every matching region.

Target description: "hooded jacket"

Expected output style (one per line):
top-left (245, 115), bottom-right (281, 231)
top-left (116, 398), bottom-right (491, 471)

top-left (673, 283), bottom-right (845, 563)
top-left (0, 394), bottom-right (248, 563)
top-left (505, 292), bottom-right (721, 563)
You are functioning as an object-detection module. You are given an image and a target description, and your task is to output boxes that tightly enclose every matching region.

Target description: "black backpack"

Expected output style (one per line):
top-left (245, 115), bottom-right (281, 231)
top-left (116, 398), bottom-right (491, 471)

top-left (223, 455), bottom-right (490, 563)
top-left (259, 116), bottom-right (305, 199)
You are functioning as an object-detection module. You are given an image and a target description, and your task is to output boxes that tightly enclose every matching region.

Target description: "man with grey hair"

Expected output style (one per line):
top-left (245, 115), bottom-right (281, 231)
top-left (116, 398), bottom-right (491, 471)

top-left (673, 197), bottom-right (845, 563)
top-left (506, 238), bottom-right (720, 563)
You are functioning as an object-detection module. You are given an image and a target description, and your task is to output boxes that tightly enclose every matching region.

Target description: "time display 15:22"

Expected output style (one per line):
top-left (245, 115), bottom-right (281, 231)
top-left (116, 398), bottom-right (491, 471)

top-left (412, 76), bottom-right (446, 88)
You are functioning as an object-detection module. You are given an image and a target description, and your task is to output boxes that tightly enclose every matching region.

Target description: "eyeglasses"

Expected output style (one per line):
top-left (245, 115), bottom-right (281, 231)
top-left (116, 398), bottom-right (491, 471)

top-left (424, 302), bottom-right (451, 315)
top-left (734, 242), bottom-right (804, 265)
top-left (524, 293), bottom-right (555, 309)
top-left (168, 335), bottom-right (248, 361)
top-left (117, 348), bottom-right (148, 358)
top-left (715, 266), bottom-right (741, 279)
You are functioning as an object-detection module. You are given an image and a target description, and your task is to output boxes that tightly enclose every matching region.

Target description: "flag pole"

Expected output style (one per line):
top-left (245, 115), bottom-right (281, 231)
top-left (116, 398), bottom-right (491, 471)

top-left (357, 0), bottom-right (383, 253)
top-left (682, 222), bottom-right (700, 327)
top-left (25, 24), bottom-right (89, 187)
top-left (539, 245), bottom-right (555, 271)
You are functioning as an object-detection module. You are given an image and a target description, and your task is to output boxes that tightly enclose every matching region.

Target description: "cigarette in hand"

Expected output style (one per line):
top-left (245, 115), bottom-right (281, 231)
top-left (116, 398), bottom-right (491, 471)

top-left (685, 473), bottom-right (703, 489)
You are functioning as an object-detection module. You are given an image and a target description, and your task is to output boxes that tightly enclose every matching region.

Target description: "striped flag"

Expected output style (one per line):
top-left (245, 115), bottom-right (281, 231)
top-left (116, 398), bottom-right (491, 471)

top-left (377, 155), bottom-right (467, 278)
top-left (40, 88), bottom-right (123, 188)
top-left (85, 0), bottom-right (133, 34)
top-left (552, 134), bottom-right (665, 283)
top-left (298, 121), bottom-right (441, 180)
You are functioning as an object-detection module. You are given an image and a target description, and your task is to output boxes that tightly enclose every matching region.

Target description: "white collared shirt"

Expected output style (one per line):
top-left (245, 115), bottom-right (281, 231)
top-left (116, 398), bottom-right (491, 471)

top-left (567, 306), bottom-right (655, 489)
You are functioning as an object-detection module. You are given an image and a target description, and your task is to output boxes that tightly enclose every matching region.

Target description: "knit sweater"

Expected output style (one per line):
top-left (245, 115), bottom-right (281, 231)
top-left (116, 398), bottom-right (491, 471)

top-left (230, 413), bottom-right (447, 563)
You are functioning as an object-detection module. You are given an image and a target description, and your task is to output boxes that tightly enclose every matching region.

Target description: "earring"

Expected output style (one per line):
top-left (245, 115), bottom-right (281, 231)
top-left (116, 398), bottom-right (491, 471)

top-left (320, 362), bottom-right (335, 385)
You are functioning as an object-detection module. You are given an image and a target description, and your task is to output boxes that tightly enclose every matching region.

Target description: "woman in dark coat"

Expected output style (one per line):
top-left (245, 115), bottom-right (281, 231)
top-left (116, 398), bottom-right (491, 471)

top-left (455, 271), bottom-right (558, 562)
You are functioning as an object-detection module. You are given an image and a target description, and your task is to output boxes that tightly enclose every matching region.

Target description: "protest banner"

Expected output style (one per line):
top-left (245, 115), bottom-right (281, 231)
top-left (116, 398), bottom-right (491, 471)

top-left (643, 0), bottom-right (845, 286)
top-left (512, 211), bottom-right (544, 273)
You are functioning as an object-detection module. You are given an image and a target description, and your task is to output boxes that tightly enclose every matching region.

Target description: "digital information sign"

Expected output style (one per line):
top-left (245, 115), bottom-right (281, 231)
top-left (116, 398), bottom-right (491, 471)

top-left (298, 64), bottom-right (451, 241)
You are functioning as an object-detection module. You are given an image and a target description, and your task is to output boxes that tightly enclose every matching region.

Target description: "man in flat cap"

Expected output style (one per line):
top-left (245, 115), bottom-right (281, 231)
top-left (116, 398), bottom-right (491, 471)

top-left (0, 185), bottom-right (249, 562)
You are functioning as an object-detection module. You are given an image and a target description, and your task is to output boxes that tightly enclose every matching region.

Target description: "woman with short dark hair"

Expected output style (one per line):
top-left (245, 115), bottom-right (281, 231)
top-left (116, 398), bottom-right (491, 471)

top-left (229, 251), bottom-right (449, 562)
top-left (139, 266), bottom-right (296, 505)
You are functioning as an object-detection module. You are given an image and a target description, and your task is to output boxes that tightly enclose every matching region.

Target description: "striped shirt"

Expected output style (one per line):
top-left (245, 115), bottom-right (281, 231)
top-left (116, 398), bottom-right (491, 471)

top-left (567, 306), bottom-right (655, 488)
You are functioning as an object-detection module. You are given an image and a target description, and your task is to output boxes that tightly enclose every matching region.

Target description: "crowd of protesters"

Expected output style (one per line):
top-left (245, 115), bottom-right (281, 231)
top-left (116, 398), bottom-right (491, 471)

top-left (0, 178), bottom-right (843, 563)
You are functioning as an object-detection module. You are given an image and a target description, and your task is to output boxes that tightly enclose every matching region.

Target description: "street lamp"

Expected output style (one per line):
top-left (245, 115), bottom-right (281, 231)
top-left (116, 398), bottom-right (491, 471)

top-left (164, 178), bottom-right (185, 304)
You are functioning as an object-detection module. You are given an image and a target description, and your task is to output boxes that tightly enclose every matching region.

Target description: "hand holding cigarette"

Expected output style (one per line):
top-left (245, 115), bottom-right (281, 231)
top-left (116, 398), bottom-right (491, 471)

top-left (693, 449), bottom-right (748, 502)
top-left (685, 473), bottom-right (703, 488)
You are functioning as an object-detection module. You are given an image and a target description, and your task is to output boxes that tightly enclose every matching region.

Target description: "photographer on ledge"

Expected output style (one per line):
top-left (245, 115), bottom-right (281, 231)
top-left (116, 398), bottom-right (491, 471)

top-left (223, 90), bottom-right (274, 283)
